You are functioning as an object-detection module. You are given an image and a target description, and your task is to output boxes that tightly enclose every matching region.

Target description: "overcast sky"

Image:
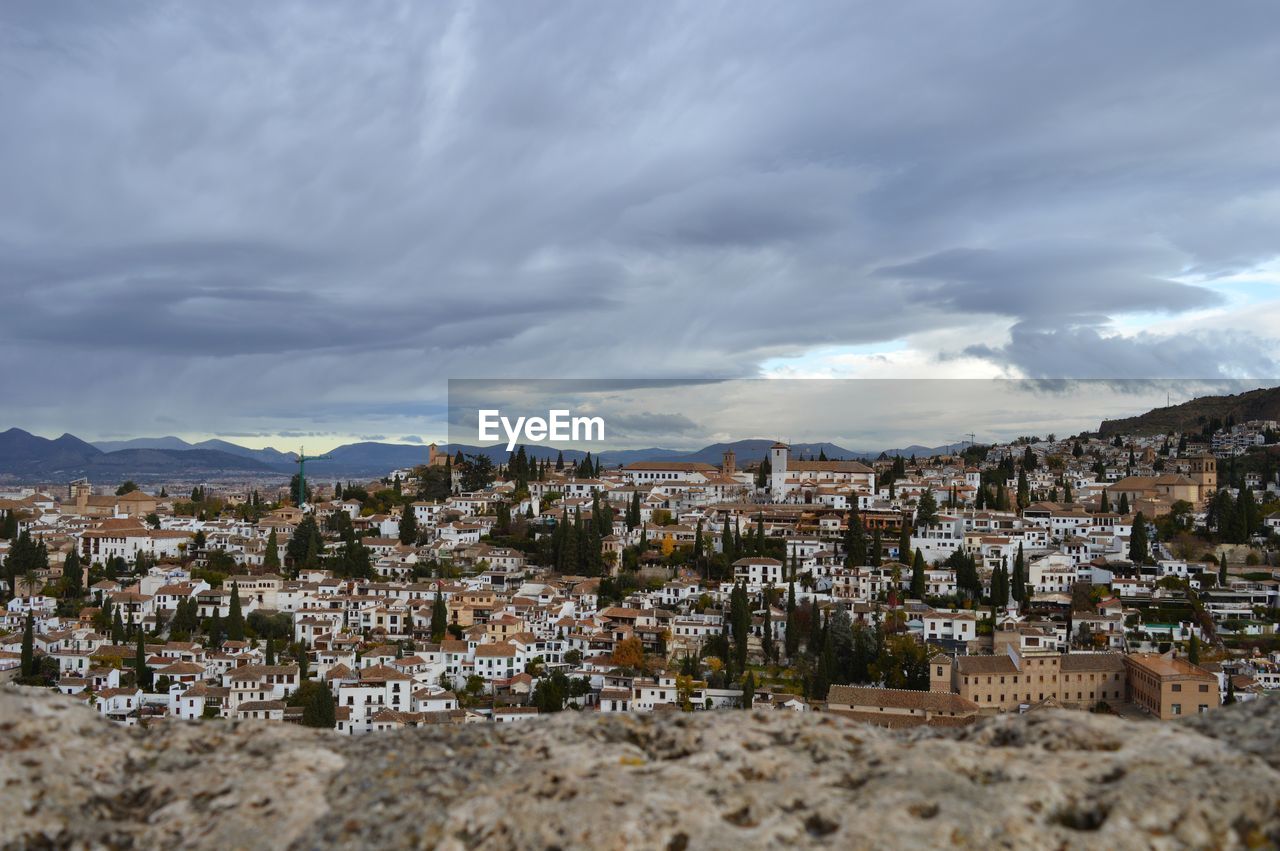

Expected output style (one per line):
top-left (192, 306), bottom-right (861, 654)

top-left (3, 2), bottom-right (1280, 452)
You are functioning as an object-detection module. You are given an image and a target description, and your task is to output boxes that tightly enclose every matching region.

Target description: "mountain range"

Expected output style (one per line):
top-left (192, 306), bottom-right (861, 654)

top-left (0, 428), bottom-right (973, 484)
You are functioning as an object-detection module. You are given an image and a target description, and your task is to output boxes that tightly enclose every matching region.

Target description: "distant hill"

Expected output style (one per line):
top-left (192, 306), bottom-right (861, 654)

top-left (93, 436), bottom-right (193, 452)
top-left (0, 428), bottom-right (102, 476)
top-left (93, 436), bottom-right (297, 467)
top-left (81, 448), bottom-right (279, 476)
top-left (4, 429), bottom-right (977, 483)
top-left (1099, 385), bottom-right (1280, 437)
top-left (0, 429), bottom-right (278, 481)
top-left (191, 439), bottom-right (297, 467)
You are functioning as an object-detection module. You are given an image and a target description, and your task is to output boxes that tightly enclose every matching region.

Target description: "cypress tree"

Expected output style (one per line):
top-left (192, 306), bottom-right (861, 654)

top-left (898, 521), bottom-right (911, 564)
top-left (431, 589), bottom-right (448, 642)
top-left (1012, 544), bottom-right (1026, 604)
top-left (135, 629), bottom-right (151, 690)
top-left (398, 505), bottom-right (418, 545)
top-left (1128, 511), bottom-right (1149, 564)
top-left (910, 548), bottom-right (926, 600)
top-left (784, 579), bottom-right (799, 659)
top-left (209, 610), bottom-right (224, 649)
top-left (62, 547), bottom-right (82, 598)
top-left (264, 638), bottom-right (276, 665)
top-left (845, 510), bottom-right (867, 567)
top-left (20, 611), bottom-right (34, 678)
top-left (264, 529), bottom-right (280, 572)
top-left (761, 590), bottom-right (774, 661)
top-left (807, 601), bottom-right (823, 657)
top-left (870, 527), bottom-right (882, 567)
top-left (227, 583), bottom-right (245, 641)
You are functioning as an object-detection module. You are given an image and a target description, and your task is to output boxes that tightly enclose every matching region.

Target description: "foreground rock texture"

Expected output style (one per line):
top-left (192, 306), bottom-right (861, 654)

top-left (3, 688), bottom-right (1279, 850)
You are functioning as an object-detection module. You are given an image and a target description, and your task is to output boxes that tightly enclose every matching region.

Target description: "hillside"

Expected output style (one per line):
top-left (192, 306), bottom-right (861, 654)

top-left (1099, 385), bottom-right (1280, 436)
top-left (3, 686), bottom-right (1279, 849)
top-left (0, 428), bottom-right (101, 475)
top-left (0, 429), bottom-right (281, 481)
top-left (5, 430), bottom-right (973, 482)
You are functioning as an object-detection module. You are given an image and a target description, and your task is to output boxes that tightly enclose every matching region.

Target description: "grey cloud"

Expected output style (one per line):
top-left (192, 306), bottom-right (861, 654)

top-left (878, 243), bottom-right (1221, 320)
top-left (598, 412), bottom-right (701, 437)
top-left (965, 323), bottom-right (1280, 379)
top-left (1, 1), bottom-right (1279, 440)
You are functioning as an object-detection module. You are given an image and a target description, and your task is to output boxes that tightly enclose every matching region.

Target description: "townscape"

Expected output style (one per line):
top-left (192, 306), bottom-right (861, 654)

top-left (3, 404), bottom-right (1279, 733)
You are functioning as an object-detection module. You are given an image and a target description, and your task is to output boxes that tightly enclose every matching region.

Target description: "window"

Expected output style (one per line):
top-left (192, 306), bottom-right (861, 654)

top-left (1171, 704), bottom-right (1181, 716)
top-left (1172, 684), bottom-right (1181, 692)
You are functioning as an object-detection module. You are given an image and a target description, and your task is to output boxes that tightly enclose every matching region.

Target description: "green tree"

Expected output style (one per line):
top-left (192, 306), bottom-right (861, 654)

top-left (741, 670), bottom-right (755, 709)
top-left (20, 611), bottom-right (34, 678)
top-left (398, 505), bottom-right (418, 545)
top-left (761, 588), bottom-right (775, 661)
top-left (226, 583), bottom-right (246, 641)
top-left (783, 579), bottom-right (799, 659)
top-left (0, 511), bottom-right (18, 541)
top-left (916, 490), bottom-right (938, 528)
top-left (135, 629), bottom-right (152, 690)
top-left (284, 516), bottom-right (324, 576)
top-left (115, 480), bottom-right (139, 496)
top-left (264, 529), bottom-right (281, 572)
top-left (845, 510), bottom-right (867, 567)
top-left (1129, 512), bottom-right (1150, 565)
top-left (459, 454), bottom-right (495, 492)
top-left (910, 548), bottom-right (926, 600)
top-left (1011, 544), bottom-right (1027, 605)
top-left (298, 681), bottom-right (337, 727)
top-left (62, 547), bottom-right (83, 598)
top-left (430, 589), bottom-right (448, 642)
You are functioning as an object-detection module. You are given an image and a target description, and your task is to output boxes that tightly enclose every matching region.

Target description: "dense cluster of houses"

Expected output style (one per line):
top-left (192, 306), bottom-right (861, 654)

top-left (2, 427), bottom-right (1278, 730)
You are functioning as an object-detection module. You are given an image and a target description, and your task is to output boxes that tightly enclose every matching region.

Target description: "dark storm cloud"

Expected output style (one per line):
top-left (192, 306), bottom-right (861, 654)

top-left (2, 0), bottom-right (1280, 440)
top-left (965, 323), bottom-right (1280, 379)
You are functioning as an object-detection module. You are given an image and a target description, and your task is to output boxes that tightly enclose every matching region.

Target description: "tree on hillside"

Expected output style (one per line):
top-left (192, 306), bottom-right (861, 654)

top-left (910, 548), bottom-right (927, 600)
top-left (430, 589), bottom-right (448, 642)
top-left (916, 490), bottom-right (938, 528)
top-left (135, 629), bottom-right (152, 690)
top-left (61, 547), bottom-right (82, 598)
top-left (264, 529), bottom-right (280, 572)
top-left (20, 611), bottom-right (34, 678)
top-left (226, 583), bottom-right (246, 641)
top-left (1129, 512), bottom-right (1150, 565)
top-left (399, 505), bottom-right (418, 545)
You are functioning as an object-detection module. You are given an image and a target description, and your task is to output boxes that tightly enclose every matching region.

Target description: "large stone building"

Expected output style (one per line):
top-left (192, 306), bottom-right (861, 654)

top-left (826, 685), bottom-right (979, 728)
top-left (1124, 653), bottom-right (1219, 719)
top-left (935, 646), bottom-right (1127, 713)
top-left (1106, 453), bottom-right (1217, 513)
top-left (769, 442), bottom-right (875, 504)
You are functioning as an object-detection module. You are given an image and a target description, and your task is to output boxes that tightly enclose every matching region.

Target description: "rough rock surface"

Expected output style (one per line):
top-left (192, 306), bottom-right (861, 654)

top-left (3, 686), bottom-right (1279, 850)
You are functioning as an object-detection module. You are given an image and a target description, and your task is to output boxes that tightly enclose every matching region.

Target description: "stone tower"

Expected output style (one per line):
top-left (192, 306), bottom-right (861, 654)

top-left (1189, 453), bottom-right (1217, 503)
top-left (770, 442), bottom-right (789, 498)
top-left (722, 448), bottom-right (736, 476)
top-left (929, 653), bottom-right (953, 693)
